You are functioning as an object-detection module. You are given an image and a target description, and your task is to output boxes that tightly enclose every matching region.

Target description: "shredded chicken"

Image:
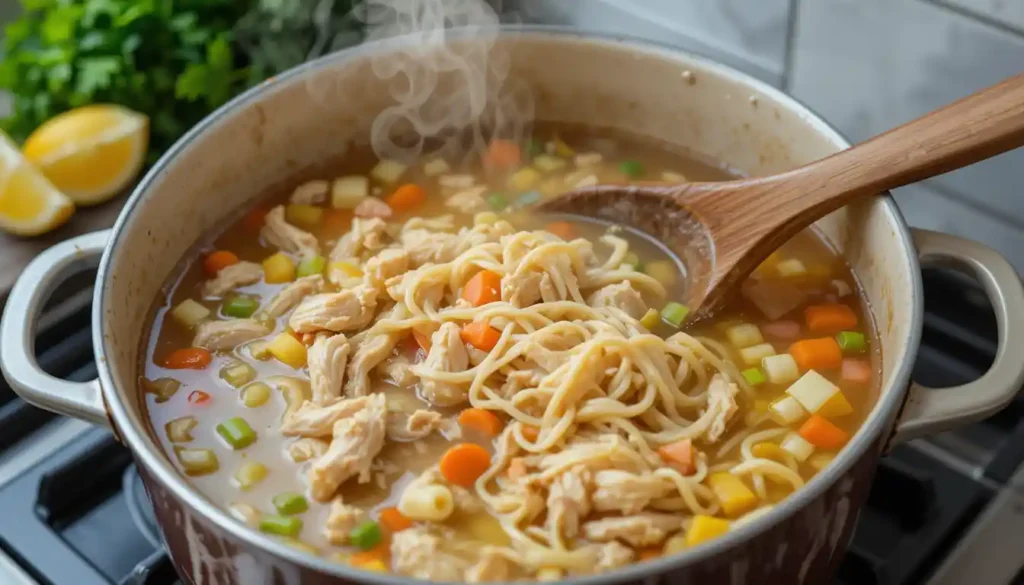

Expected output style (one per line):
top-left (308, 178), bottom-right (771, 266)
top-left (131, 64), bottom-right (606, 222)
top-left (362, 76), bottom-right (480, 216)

top-left (281, 396), bottom-right (373, 437)
top-left (290, 180), bottom-right (329, 204)
top-left (364, 248), bottom-right (410, 295)
top-left (329, 218), bottom-right (389, 261)
top-left (192, 319), bottom-right (270, 350)
top-left (586, 281), bottom-right (646, 320)
top-left (288, 438), bottom-right (329, 463)
top-left (354, 197), bottom-right (393, 219)
top-left (309, 393), bottom-right (387, 501)
top-left (546, 466), bottom-right (591, 539)
top-left (308, 333), bottom-right (350, 405)
top-left (324, 498), bottom-right (366, 545)
top-left (465, 548), bottom-right (512, 583)
top-left (262, 275), bottom-right (323, 318)
top-left (391, 526), bottom-right (468, 581)
top-left (501, 271), bottom-right (543, 308)
top-left (381, 354), bottom-right (417, 387)
top-left (582, 513), bottom-right (682, 547)
top-left (288, 287), bottom-right (377, 333)
top-left (591, 470), bottom-right (674, 515)
top-left (260, 205), bottom-right (319, 258)
top-left (202, 261), bottom-right (263, 298)
top-left (592, 541), bottom-right (635, 571)
top-left (345, 331), bottom-right (401, 397)
top-left (445, 187), bottom-right (487, 213)
top-left (386, 410), bottom-right (443, 441)
top-left (417, 322), bottom-right (470, 406)
top-left (705, 374), bottom-right (739, 443)
top-left (399, 229), bottom-right (463, 266)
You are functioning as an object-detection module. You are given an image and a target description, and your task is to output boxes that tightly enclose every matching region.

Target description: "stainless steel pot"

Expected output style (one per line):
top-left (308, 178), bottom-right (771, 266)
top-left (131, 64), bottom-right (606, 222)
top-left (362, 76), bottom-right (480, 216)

top-left (3, 28), bottom-right (1024, 585)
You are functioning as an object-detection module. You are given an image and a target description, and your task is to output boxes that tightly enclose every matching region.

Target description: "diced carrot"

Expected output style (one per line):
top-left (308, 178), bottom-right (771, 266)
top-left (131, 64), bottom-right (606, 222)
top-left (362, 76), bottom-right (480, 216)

top-left (320, 209), bottom-right (353, 239)
top-left (805, 304), bottom-right (858, 335)
top-left (412, 330), bottom-right (433, 352)
top-left (799, 415), bottom-right (850, 449)
top-left (762, 320), bottom-right (801, 341)
top-left (164, 348), bottom-right (212, 370)
top-left (789, 337), bottom-right (842, 371)
top-left (385, 183), bottom-right (427, 213)
top-left (203, 250), bottom-right (239, 276)
top-left (657, 439), bottom-right (696, 475)
top-left (461, 321), bottom-right (501, 351)
top-left (483, 139), bottom-right (522, 169)
top-left (242, 206), bottom-right (270, 232)
top-left (841, 358), bottom-right (873, 384)
top-left (545, 221), bottom-right (576, 241)
top-left (458, 408), bottom-right (504, 437)
top-left (188, 390), bottom-right (210, 405)
top-left (378, 507), bottom-right (413, 532)
top-left (349, 541), bottom-right (389, 565)
top-left (461, 270), bottom-right (502, 306)
top-left (507, 457), bottom-right (528, 480)
top-left (439, 443), bottom-right (491, 487)
top-left (521, 425), bottom-right (540, 442)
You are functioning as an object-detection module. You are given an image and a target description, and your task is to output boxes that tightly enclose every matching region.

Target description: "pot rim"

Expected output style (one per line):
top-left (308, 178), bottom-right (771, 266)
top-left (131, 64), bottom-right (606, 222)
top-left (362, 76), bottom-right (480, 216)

top-left (95, 24), bottom-right (923, 584)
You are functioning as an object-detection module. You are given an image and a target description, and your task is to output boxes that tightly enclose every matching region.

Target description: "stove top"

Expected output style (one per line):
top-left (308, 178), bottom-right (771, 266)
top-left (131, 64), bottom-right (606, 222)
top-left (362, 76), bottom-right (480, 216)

top-left (1, 268), bottom-right (1022, 585)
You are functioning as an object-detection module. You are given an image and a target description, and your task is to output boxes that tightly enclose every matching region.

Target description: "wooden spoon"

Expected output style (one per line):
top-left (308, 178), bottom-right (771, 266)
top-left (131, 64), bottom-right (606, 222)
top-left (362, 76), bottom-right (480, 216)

top-left (539, 72), bottom-right (1024, 321)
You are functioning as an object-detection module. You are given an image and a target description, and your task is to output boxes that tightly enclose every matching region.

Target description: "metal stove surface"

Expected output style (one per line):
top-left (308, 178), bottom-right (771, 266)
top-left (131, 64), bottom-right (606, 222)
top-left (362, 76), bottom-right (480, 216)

top-left (1, 268), bottom-right (1022, 585)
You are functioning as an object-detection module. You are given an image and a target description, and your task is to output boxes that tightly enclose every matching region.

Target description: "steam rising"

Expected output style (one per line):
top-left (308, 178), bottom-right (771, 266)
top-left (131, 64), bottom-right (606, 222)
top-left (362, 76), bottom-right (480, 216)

top-left (357, 0), bottom-right (533, 163)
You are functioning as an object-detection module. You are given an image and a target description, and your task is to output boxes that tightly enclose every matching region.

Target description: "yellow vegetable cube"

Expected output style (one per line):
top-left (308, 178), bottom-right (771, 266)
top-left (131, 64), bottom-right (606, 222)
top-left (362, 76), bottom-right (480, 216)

top-left (262, 253), bottom-right (295, 284)
top-left (354, 559), bottom-right (388, 573)
top-left (686, 515), bottom-right (731, 547)
top-left (817, 390), bottom-right (854, 418)
top-left (751, 442), bottom-right (787, 461)
top-left (268, 333), bottom-right (307, 368)
top-left (508, 167), bottom-right (541, 191)
top-left (707, 473), bottom-right (758, 517)
top-left (786, 370), bottom-right (852, 418)
top-left (726, 323), bottom-right (763, 348)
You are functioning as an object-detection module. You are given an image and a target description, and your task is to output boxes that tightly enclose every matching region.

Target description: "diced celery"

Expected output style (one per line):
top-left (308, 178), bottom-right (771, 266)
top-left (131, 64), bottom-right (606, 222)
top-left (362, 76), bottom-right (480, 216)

top-left (644, 260), bottom-right (678, 286)
top-left (331, 176), bottom-right (369, 208)
top-left (423, 158), bottom-right (450, 176)
top-left (175, 447), bottom-right (219, 476)
top-left (726, 323), bottom-right (763, 348)
top-left (259, 515), bottom-right (302, 537)
top-left (532, 154), bottom-right (566, 172)
top-left (165, 416), bottom-right (197, 443)
top-left (220, 361), bottom-right (256, 388)
top-left (143, 377), bottom-right (181, 403)
top-left (296, 255), bottom-right (326, 277)
top-left (222, 295), bottom-right (259, 319)
top-left (268, 333), bottom-right (307, 368)
top-left (741, 368), bottom-right (766, 386)
top-left (835, 331), bottom-right (866, 354)
top-left (780, 432), bottom-right (815, 461)
top-left (738, 343), bottom-right (774, 365)
top-left (762, 354), bottom-right (800, 385)
top-left (272, 492), bottom-right (309, 515)
top-left (285, 204), bottom-right (323, 229)
top-left (639, 308), bottom-right (661, 330)
top-left (619, 160), bottom-right (644, 178)
top-left (485, 192), bottom-right (509, 211)
top-left (349, 521), bottom-right (383, 550)
top-left (508, 167), bottom-right (541, 191)
top-left (235, 462), bottom-right (269, 490)
top-left (241, 382), bottom-right (272, 408)
top-left (660, 302), bottom-right (690, 327)
top-left (171, 299), bottom-right (210, 328)
top-left (370, 159), bottom-right (407, 184)
top-left (263, 252), bottom-right (296, 284)
top-left (216, 417), bottom-right (257, 450)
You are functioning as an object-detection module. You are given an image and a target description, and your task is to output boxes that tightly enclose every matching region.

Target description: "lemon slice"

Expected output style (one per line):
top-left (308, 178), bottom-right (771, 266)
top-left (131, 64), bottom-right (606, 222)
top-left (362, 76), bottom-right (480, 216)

top-left (0, 131), bottom-right (75, 237)
top-left (22, 104), bottom-right (149, 206)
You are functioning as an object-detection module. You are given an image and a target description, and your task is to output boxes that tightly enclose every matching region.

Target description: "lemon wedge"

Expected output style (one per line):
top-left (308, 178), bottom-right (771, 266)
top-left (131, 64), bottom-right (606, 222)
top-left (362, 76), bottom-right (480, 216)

top-left (0, 131), bottom-right (75, 237)
top-left (22, 104), bottom-right (149, 206)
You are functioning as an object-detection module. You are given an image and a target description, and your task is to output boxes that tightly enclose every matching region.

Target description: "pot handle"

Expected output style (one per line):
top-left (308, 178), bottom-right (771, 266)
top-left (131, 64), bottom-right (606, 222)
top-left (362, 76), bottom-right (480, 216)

top-left (0, 230), bottom-right (112, 428)
top-left (890, 228), bottom-right (1024, 444)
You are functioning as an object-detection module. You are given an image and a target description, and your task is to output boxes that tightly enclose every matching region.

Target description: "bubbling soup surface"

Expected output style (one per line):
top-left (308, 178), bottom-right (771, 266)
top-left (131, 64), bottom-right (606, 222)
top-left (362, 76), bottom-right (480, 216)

top-left (141, 126), bottom-right (879, 580)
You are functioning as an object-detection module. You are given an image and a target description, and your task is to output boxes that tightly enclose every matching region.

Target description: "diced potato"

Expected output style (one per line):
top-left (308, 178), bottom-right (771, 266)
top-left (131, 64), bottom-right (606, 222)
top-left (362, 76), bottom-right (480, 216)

top-left (423, 158), bottom-right (450, 176)
top-left (780, 432), bottom-right (815, 462)
top-left (242, 382), bottom-right (272, 408)
top-left (508, 167), bottom-right (541, 191)
top-left (663, 534), bottom-right (688, 555)
top-left (268, 333), bottom-right (307, 368)
top-left (171, 299), bottom-right (210, 328)
top-left (247, 340), bottom-right (272, 361)
top-left (220, 360), bottom-right (256, 388)
top-left (769, 395), bottom-right (807, 425)
top-left (533, 154), bottom-right (567, 172)
top-left (235, 462), bottom-right (269, 490)
top-left (473, 211), bottom-right (499, 225)
top-left (331, 176), bottom-right (369, 209)
top-left (707, 473), bottom-right (758, 517)
top-left (786, 370), bottom-right (851, 417)
top-left (739, 343), bottom-right (775, 366)
top-left (808, 452), bottom-right (836, 471)
top-left (726, 323), bottom-right (763, 349)
top-left (686, 515), bottom-right (730, 547)
top-left (263, 252), bottom-right (296, 284)
top-left (662, 171), bottom-right (687, 182)
top-left (285, 204), bottom-right (323, 229)
top-left (175, 447), bottom-right (219, 476)
top-left (644, 260), bottom-right (678, 287)
top-left (776, 258), bottom-right (807, 277)
top-left (762, 354), bottom-right (800, 385)
top-left (370, 159), bottom-right (407, 184)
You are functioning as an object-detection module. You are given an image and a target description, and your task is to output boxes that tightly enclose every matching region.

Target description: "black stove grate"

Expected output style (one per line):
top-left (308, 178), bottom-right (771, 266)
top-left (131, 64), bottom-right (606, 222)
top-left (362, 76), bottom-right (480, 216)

top-left (0, 267), bottom-right (1021, 585)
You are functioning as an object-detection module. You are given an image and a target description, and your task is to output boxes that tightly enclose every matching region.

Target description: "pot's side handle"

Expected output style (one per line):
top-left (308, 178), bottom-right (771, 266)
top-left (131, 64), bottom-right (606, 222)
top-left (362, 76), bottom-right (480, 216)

top-left (890, 228), bottom-right (1024, 444)
top-left (0, 230), bottom-right (112, 428)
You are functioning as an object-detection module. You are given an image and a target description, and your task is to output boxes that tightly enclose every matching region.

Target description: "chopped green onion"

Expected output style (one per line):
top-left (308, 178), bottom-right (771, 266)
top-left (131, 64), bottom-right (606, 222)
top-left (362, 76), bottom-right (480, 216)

top-left (222, 295), bottom-right (260, 319)
top-left (216, 417), bottom-right (257, 450)
top-left (296, 255), bottom-right (326, 277)
top-left (235, 462), bottom-right (269, 491)
top-left (174, 447), bottom-right (219, 476)
top-left (220, 361), bottom-right (256, 388)
top-left (619, 160), bottom-right (645, 178)
top-left (272, 491), bottom-right (309, 515)
top-left (259, 515), bottom-right (303, 537)
top-left (143, 377), bottom-right (181, 403)
top-left (516, 190), bottom-right (541, 207)
top-left (623, 252), bottom-right (643, 272)
top-left (836, 331), bottom-right (866, 353)
top-left (350, 521), bottom-right (383, 550)
top-left (639, 308), bottom-right (661, 330)
top-left (524, 138), bottom-right (544, 159)
top-left (485, 192), bottom-right (509, 211)
top-left (660, 302), bottom-right (690, 327)
top-left (741, 368), bottom-right (767, 386)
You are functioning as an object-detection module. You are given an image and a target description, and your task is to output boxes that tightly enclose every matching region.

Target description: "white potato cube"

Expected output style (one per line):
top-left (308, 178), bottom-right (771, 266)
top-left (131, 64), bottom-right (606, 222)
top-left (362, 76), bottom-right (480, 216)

top-left (171, 299), bottom-right (209, 328)
top-left (370, 159), bottom-right (407, 184)
top-left (786, 370), bottom-right (841, 414)
top-left (776, 258), bottom-right (807, 277)
top-left (423, 158), bottom-right (450, 176)
top-left (726, 323), bottom-right (763, 349)
top-left (331, 176), bottom-right (369, 209)
top-left (739, 343), bottom-right (775, 366)
top-left (781, 432), bottom-right (815, 462)
top-left (768, 396), bottom-right (807, 425)
top-left (762, 354), bottom-right (800, 385)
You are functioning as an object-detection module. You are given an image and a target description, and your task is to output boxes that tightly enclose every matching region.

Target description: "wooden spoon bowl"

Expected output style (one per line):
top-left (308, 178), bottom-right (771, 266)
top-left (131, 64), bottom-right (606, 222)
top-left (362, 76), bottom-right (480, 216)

top-left (540, 72), bottom-right (1024, 320)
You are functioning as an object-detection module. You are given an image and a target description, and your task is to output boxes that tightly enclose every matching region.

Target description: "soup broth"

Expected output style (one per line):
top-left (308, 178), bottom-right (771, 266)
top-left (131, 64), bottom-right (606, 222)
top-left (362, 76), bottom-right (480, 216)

top-left (142, 126), bottom-right (878, 580)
